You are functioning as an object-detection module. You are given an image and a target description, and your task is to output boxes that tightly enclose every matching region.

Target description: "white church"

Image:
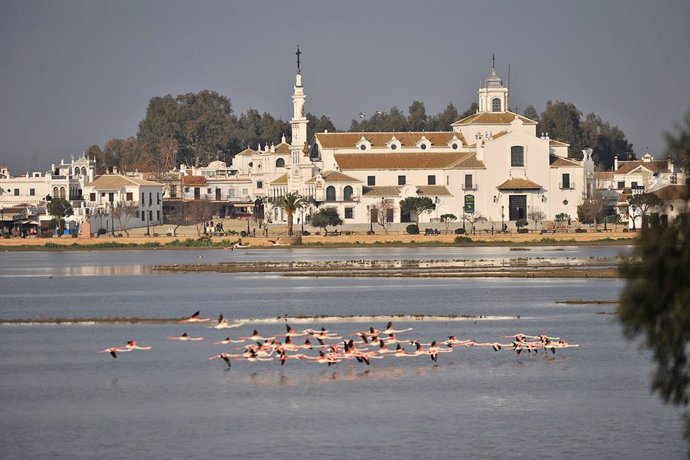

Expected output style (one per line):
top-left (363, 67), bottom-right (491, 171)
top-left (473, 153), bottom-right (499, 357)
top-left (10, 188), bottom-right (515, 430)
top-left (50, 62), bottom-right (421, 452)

top-left (230, 53), bottom-right (593, 228)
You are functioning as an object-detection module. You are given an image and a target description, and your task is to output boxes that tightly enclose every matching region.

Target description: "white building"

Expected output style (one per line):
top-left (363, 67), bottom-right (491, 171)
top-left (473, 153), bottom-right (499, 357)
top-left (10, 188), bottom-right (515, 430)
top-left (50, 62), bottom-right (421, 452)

top-left (82, 173), bottom-right (164, 234)
top-left (232, 58), bottom-right (593, 229)
top-left (0, 155), bottom-right (97, 233)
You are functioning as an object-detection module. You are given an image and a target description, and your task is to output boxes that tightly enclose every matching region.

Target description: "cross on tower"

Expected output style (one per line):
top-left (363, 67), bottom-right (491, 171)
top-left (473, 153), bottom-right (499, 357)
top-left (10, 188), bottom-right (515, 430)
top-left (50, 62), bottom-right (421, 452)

top-left (492, 53), bottom-right (495, 69)
top-left (296, 46), bottom-right (302, 73)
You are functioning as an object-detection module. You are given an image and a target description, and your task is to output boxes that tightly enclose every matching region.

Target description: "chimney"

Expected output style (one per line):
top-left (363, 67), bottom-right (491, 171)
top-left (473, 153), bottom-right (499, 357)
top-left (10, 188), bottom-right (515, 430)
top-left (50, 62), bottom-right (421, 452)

top-left (614, 156), bottom-right (619, 171)
top-left (668, 155), bottom-right (674, 173)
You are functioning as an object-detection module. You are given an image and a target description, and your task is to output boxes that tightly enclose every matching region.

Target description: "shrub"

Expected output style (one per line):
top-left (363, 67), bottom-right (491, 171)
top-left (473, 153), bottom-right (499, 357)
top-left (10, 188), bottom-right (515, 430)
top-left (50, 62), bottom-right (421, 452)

top-left (454, 228), bottom-right (466, 234)
top-left (300, 230), bottom-right (310, 236)
top-left (454, 236), bottom-right (472, 244)
top-left (517, 228), bottom-right (529, 234)
top-left (406, 224), bottom-right (420, 235)
top-left (575, 228), bottom-right (587, 233)
top-left (97, 228), bottom-right (106, 236)
top-left (240, 231), bottom-right (248, 238)
top-left (515, 219), bottom-right (528, 230)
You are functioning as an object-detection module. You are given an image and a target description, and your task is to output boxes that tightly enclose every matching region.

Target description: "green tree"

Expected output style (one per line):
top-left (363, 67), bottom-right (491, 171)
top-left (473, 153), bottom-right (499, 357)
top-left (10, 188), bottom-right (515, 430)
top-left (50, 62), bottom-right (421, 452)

top-left (523, 105), bottom-right (540, 122)
top-left (458, 102), bottom-right (479, 120)
top-left (407, 100), bottom-right (427, 131)
top-left (399, 196), bottom-right (436, 225)
top-left (539, 100), bottom-right (584, 158)
top-left (307, 113), bottom-right (336, 143)
top-left (311, 207), bottom-right (343, 234)
top-left (274, 192), bottom-right (305, 237)
top-left (440, 213), bottom-right (457, 233)
top-left (430, 103), bottom-right (459, 131)
top-left (664, 110), bottom-right (690, 172)
top-left (137, 90), bottom-right (237, 166)
top-left (619, 109), bottom-right (690, 448)
top-left (577, 195), bottom-right (604, 226)
top-left (46, 198), bottom-right (73, 236)
top-left (581, 112), bottom-right (634, 170)
top-left (628, 192), bottom-right (663, 231)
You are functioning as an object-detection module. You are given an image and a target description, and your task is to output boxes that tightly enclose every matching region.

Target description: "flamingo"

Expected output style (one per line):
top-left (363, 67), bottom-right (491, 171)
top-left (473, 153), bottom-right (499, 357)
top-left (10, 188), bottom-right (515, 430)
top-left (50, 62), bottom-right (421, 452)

top-left (213, 337), bottom-right (246, 345)
top-left (381, 321), bottom-right (414, 335)
top-left (122, 340), bottom-right (152, 351)
top-left (240, 330), bottom-right (276, 341)
top-left (178, 310), bottom-right (210, 323)
top-left (98, 347), bottom-right (131, 359)
top-left (168, 332), bottom-right (203, 341)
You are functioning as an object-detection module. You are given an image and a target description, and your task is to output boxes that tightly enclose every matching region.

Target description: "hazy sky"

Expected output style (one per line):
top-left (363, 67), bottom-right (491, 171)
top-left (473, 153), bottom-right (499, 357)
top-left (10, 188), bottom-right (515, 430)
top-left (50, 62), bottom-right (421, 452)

top-left (1, 0), bottom-right (689, 173)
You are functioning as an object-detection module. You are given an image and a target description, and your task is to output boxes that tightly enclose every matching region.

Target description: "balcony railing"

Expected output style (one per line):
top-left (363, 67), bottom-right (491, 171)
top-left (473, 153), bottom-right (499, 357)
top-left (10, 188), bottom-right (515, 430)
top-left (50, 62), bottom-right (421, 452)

top-left (462, 184), bottom-right (478, 191)
top-left (559, 183), bottom-right (575, 190)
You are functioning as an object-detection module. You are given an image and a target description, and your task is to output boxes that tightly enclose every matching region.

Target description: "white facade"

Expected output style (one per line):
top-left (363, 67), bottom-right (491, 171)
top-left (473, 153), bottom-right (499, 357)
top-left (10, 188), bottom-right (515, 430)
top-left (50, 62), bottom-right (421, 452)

top-left (82, 174), bottom-right (164, 234)
top-left (225, 61), bottom-right (593, 229)
top-left (0, 155), bottom-right (96, 211)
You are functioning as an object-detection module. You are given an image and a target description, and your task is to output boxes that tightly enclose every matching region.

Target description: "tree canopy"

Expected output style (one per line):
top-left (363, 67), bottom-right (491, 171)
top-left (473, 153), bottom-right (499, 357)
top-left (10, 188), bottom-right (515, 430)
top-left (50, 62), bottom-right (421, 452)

top-left (311, 207), bottom-right (343, 233)
top-left (274, 192), bottom-right (305, 237)
top-left (399, 196), bottom-right (436, 224)
top-left (618, 107), bottom-right (690, 447)
top-left (529, 100), bottom-right (634, 169)
top-left (349, 101), bottom-right (474, 133)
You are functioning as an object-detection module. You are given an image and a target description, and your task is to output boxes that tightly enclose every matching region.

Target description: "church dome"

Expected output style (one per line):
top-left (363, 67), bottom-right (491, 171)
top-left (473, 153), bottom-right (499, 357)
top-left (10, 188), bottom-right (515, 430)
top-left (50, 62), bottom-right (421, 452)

top-left (485, 68), bottom-right (503, 88)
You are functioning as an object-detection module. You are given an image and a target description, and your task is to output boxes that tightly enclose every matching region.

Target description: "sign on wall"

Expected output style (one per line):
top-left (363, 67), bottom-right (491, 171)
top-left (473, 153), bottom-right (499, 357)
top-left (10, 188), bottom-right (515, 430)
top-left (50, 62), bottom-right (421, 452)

top-left (464, 195), bottom-right (475, 214)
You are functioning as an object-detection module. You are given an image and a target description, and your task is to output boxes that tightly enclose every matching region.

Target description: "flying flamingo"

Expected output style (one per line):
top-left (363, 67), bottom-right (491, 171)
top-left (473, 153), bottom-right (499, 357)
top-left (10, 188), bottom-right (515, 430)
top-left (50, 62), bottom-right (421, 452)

top-left (168, 332), bottom-right (204, 341)
top-left (178, 310), bottom-right (210, 323)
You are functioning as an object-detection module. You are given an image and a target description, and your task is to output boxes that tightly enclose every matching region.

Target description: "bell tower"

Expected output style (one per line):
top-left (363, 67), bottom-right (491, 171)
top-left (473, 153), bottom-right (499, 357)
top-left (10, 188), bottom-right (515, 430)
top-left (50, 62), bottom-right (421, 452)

top-left (478, 54), bottom-right (509, 113)
top-left (290, 46), bottom-right (308, 160)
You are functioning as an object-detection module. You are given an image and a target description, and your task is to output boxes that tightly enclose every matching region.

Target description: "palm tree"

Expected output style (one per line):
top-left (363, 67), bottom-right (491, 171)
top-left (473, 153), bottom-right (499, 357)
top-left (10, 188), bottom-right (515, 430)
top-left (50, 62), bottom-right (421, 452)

top-left (274, 192), bottom-right (305, 236)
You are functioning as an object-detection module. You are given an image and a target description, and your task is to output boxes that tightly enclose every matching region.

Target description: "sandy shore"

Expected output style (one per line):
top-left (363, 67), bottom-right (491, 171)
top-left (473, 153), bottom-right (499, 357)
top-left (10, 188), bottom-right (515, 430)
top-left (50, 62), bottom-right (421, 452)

top-left (0, 230), bottom-right (636, 248)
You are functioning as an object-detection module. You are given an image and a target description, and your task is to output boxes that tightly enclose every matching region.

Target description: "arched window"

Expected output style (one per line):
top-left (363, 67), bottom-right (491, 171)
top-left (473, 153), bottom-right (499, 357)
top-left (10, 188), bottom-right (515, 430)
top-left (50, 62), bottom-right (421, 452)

top-left (82, 167), bottom-right (87, 176)
top-left (510, 146), bottom-right (525, 167)
top-left (491, 98), bottom-right (502, 112)
top-left (52, 186), bottom-right (59, 198)
top-left (276, 158), bottom-right (285, 168)
top-left (343, 186), bottom-right (353, 201)
top-left (326, 186), bottom-right (336, 202)
top-left (59, 187), bottom-right (66, 199)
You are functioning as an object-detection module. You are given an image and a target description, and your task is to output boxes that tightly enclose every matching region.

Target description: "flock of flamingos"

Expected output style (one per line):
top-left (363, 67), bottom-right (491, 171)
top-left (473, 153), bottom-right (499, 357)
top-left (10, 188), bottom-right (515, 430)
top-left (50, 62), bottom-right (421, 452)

top-left (99, 311), bottom-right (579, 368)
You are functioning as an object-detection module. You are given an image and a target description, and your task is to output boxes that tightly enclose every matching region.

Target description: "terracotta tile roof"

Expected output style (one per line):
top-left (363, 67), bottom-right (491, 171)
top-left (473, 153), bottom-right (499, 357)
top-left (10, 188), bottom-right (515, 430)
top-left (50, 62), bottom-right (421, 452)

top-left (235, 148), bottom-right (257, 156)
top-left (448, 153), bottom-right (486, 169)
top-left (652, 184), bottom-right (688, 200)
top-left (180, 176), bottom-right (208, 186)
top-left (316, 132), bottom-right (466, 149)
top-left (452, 111), bottom-right (537, 126)
top-left (496, 178), bottom-right (543, 191)
top-left (616, 160), bottom-right (670, 175)
top-left (334, 152), bottom-right (469, 170)
top-left (274, 142), bottom-right (290, 154)
top-left (271, 173), bottom-right (288, 185)
top-left (491, 130), bottom-right (509, 139)
top-left (362, 186), bottom-right (401, 197)
top-left (87, 174), bottom-right (162, 189)
top-left (549, 155), bottom-right (581, 167)
top-left (416, 185), bottom-right (452, 196)
top-left (304, 170), bottom-right (362, 184)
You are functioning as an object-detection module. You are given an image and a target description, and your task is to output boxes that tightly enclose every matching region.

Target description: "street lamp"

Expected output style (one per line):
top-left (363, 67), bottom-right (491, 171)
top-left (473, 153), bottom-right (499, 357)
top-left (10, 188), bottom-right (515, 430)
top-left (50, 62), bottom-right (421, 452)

top-left (501, 205), bottom-right (505, 232)
top-left (366, 205), bottom-right (373, 234)
top-left (300, 206), bottom-right (305, 235)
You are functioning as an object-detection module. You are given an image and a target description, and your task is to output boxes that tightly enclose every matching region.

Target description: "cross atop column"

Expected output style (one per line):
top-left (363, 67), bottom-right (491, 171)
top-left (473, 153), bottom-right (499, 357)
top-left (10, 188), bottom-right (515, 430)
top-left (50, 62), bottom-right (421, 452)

top-left (296, 46), bottom-right (302, 73)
